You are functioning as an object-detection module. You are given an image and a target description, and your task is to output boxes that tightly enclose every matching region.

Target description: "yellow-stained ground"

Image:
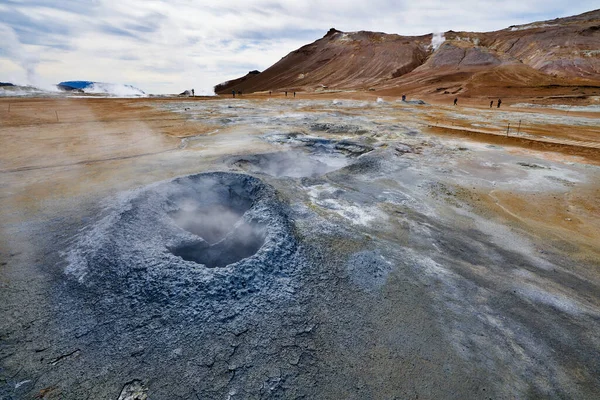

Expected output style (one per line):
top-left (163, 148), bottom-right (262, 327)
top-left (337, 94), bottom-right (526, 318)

top-left (1, 94), bottom-right (599, 262)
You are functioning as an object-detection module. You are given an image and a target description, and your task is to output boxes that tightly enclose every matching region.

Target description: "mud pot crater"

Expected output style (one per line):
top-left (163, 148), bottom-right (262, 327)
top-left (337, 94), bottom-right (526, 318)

top-left (168, 179), bottom-right (267, 268)
top-left (64, 172), bottom-right (298, 302)
top-left (227, 134), bottom-right (373, 178)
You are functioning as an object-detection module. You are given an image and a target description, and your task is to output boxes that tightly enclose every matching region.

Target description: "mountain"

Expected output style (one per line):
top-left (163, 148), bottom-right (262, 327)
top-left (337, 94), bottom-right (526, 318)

top-left (214, 70), bottom-right (261, 94)
top-left (214, 10), bottom-right (600, 98)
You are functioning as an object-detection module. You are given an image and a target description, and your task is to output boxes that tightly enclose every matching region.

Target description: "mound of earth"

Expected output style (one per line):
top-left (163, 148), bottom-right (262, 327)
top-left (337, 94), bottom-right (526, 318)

top-left (65, 172), bottom-right (296, 292)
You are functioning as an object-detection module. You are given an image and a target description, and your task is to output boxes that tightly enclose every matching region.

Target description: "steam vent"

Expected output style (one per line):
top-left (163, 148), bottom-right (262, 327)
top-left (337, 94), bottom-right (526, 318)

top-left (66, 172), bottom-right (297, 297)
top-left (54, 172), bottom-right (319, 397)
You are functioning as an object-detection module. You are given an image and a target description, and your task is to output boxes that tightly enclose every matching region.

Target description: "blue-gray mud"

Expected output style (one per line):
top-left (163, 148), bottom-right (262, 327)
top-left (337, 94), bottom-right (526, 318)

top-left (3, 172), bottom-right (319, 398)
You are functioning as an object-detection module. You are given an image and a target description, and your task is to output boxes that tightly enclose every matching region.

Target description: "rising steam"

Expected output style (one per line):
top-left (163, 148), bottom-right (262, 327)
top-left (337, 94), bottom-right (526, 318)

top-left (431, 31), bottom-right (445, 51)
top-left (0, 23), bottom-right (43, 87)
top-left (167, 176), bottom-right (267, 268)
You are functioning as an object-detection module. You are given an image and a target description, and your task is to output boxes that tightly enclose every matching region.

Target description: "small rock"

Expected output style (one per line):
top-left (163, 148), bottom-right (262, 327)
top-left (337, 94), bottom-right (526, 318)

top-left (117, 380), bottom-right (148, 400)
top-left (394, 144), bottom-right (413, 154)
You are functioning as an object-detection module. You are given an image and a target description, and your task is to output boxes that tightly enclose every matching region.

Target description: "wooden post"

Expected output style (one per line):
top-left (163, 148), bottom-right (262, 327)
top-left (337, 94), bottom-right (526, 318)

top-left (506, 123), bottom-right (510, 137)
top-left (517, 119), bottom-right (521, 134)
top-left (55, 110), bottom-right (59, 122)
top-left (8, 103), bottom-right (10, 113)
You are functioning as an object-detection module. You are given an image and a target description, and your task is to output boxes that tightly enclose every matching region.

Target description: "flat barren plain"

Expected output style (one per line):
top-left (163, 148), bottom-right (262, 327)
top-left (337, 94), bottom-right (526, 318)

top-left (1, 93), bottom-right (599, 399)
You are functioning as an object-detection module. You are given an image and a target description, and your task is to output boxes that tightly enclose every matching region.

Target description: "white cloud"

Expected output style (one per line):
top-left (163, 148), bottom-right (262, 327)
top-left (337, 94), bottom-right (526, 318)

top-left (0, 0), bottom-right (597, 93)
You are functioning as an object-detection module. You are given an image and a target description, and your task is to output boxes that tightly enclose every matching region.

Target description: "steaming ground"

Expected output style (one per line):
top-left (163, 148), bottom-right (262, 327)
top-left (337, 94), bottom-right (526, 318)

top-left (0, 83), bottom-right (148, 98)
top-left (1, 97), bottom-right (600, 399)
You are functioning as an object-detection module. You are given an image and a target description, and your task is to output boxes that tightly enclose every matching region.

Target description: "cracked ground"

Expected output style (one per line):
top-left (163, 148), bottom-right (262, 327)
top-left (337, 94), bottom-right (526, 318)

top-left (1, 95), bottom-right (599, 399)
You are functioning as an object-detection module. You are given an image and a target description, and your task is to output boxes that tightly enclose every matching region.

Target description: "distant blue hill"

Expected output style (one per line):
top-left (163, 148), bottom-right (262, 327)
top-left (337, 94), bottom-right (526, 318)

top-left (57, 81), bottom-right (145, 96)
top-left (0, 82), bottom-right (15, 87)
top-left (58, 81), bottom-right (95, 90)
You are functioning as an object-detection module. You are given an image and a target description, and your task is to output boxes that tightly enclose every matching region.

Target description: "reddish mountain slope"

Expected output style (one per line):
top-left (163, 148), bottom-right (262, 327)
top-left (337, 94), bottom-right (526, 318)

top-left (215, 10), bottom-right (600, 97)
top-left (214, 70), bottom-right (260, 94)
top-left (216, 28), bottom-right (431, 93)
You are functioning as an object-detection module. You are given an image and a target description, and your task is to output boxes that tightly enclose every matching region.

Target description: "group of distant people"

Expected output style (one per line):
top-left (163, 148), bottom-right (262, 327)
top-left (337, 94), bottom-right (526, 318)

top-left (231, 90), bottom-right (297, 98)
top-left (454, 97), bottom-right (502, 108)
top-left (224, 91), bottom-right (504, 107)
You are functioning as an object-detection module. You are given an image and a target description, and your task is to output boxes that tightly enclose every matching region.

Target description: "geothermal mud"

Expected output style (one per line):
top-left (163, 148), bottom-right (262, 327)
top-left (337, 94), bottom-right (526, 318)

top-left (1, 97), bottom-right (599, 399)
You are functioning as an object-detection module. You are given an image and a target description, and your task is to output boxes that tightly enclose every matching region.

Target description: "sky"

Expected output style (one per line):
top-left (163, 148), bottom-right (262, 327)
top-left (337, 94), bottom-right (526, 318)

top-left (0, 1), bottom-right (597, 94)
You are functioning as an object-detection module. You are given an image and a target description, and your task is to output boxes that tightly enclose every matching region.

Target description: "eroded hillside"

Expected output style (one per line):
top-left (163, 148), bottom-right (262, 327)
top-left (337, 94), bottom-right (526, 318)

top-left (215, 9), bottom-right (600, 98)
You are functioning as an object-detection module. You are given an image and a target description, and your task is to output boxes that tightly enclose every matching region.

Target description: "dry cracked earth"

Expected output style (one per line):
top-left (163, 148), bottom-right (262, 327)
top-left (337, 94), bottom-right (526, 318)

top-left (1, 96), bottom-right (599, 399)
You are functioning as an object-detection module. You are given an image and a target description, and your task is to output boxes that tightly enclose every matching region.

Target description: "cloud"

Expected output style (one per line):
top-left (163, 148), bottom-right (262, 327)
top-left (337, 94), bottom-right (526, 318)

top-left (0, 0), bottom-right (598, 94)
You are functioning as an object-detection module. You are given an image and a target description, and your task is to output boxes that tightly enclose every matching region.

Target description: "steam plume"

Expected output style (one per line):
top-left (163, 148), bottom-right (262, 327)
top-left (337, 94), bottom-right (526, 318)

top-left (0, 23), bottom-right (41, 85)
top-left (431, 31), bottom-right (445, 51)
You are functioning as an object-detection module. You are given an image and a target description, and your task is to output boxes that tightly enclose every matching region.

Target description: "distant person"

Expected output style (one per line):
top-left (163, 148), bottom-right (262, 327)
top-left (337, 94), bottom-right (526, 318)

top-left (497, 98), bottom-right (502, 108)
top-left (269, 91), bottom-right (272, 96)
top-left (191, 89), bottom-right (195, 97)
top-left (285, 91), bottom-right (288, 97)
top-left (490, 100), bottom-right (493, 108)
top-left (453, 98), bottom-right (458, 106)
top-left (293, 91), bottom-right (296, 97)
top-left (402, 94), bottom-right (406, 102)
top-left (238, 90), bottom-right (242, 96)
top-left (232, 90), bottom-right (235, 98)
